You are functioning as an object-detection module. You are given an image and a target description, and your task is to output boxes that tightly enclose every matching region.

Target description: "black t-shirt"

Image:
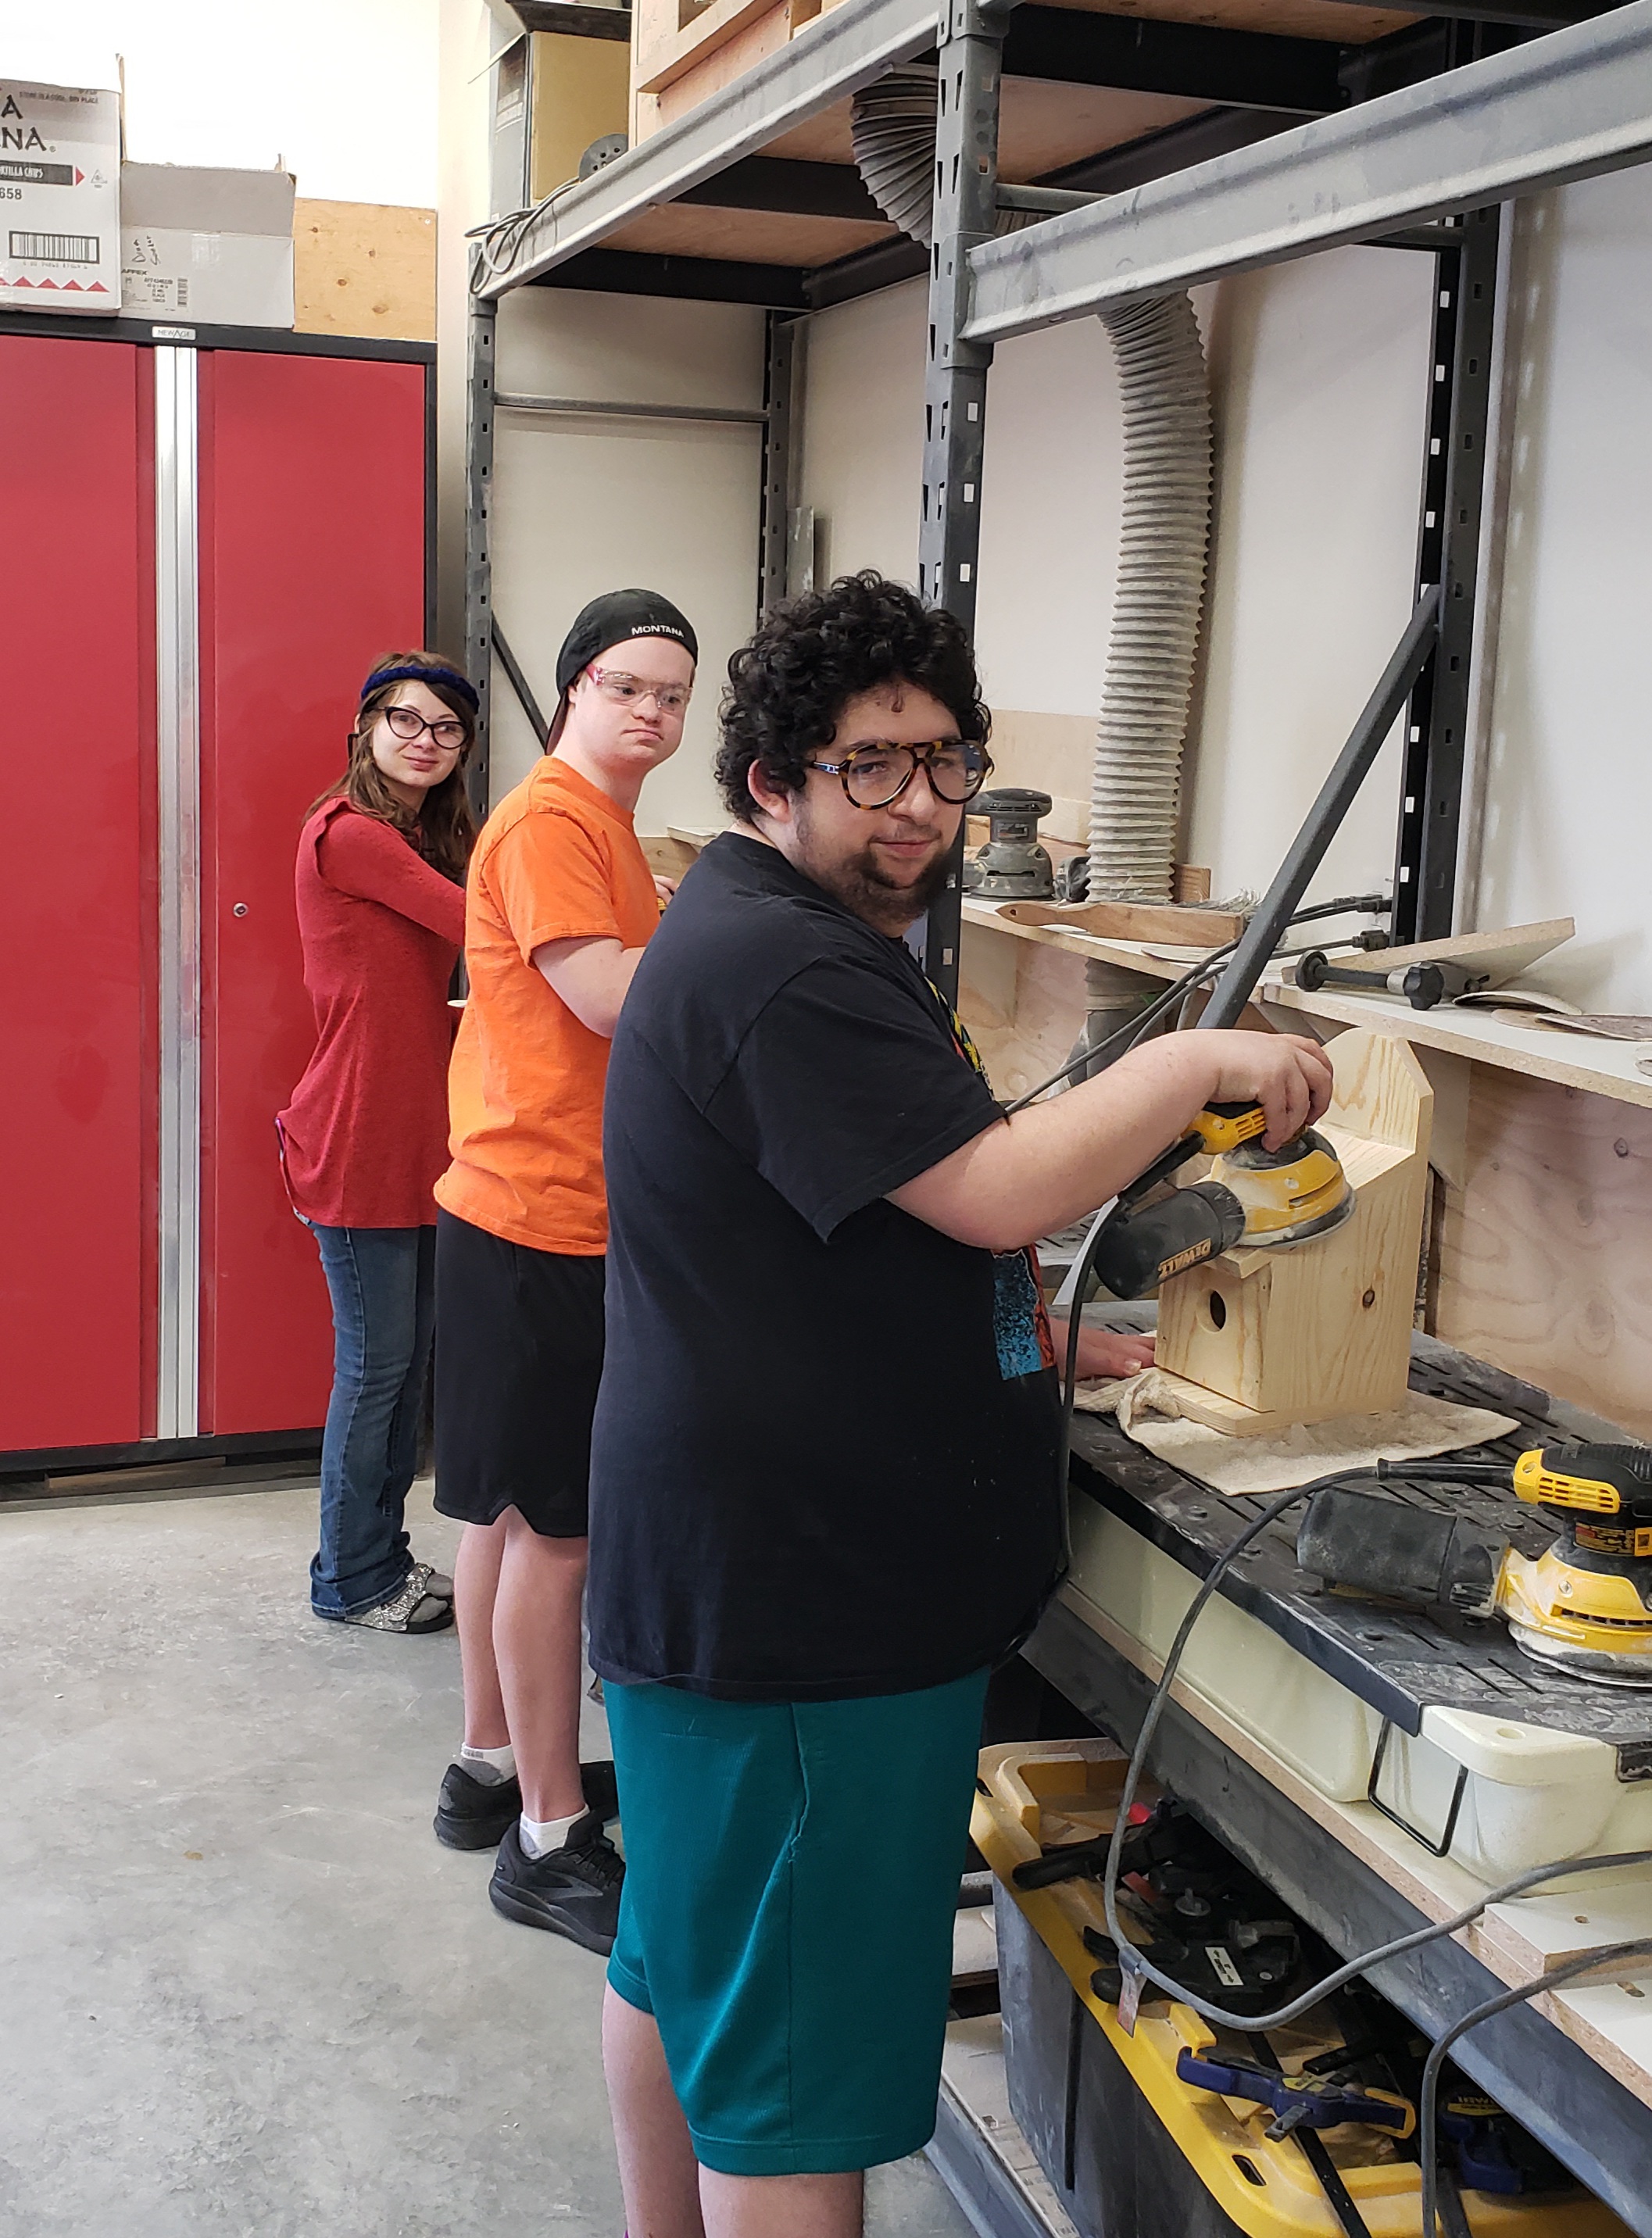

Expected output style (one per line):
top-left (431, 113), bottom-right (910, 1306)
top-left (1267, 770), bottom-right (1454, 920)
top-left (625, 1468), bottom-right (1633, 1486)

top-left (585, 831), bottom-right (1064, 1702)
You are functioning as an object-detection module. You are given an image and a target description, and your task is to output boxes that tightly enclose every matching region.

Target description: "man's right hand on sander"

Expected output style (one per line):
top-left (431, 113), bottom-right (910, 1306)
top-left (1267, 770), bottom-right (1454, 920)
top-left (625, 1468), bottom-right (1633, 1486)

top-left (1196, 1031), bottom-right (1333, 1150)
top-left (890, 1028), bottom-right (1335, 1255)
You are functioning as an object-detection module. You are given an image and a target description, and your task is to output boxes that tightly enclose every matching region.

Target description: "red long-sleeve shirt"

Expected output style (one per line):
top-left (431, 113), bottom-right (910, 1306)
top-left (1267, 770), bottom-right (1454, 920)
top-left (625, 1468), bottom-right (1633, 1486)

top-left (278, 796), bottom-right (466, 1228)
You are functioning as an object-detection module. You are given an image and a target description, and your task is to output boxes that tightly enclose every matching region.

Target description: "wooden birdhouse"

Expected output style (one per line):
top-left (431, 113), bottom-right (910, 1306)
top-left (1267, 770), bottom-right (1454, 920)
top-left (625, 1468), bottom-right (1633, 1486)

top-left (1152, 1029), bottom-right (1434, 1435)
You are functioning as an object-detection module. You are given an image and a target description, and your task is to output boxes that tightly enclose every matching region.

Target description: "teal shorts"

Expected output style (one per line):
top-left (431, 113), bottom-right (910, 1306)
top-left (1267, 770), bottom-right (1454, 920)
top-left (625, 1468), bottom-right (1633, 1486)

top-left (605, 1667), bottom-right (990, 2178)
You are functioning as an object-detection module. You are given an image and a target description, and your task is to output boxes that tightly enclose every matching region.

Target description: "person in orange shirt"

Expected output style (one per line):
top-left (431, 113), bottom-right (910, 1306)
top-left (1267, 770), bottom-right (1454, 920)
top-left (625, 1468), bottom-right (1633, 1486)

top-left (430, 589), bottom-right (697, 1952)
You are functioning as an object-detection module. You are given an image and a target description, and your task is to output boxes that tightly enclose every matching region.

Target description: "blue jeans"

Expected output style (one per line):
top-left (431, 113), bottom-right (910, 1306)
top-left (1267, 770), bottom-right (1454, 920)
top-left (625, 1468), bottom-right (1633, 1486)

top-left (307, 1224), bottom-right (436, 1618)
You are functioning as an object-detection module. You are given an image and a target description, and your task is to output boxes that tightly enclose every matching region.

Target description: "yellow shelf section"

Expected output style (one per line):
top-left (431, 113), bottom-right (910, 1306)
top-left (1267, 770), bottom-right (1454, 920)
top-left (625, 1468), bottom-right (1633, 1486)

top-left (960, 901), bottom-right (1652, 1113)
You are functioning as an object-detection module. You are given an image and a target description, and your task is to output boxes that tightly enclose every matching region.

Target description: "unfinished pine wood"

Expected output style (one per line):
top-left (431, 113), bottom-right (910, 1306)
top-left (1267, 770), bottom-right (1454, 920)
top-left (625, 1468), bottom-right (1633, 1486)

top-left (1042, 0), bottom-right (1417, 38)
top-left (1000, 898), bottom-right (1248, 944)
top-left (1434, 1071), bottom-right (1652, 1440)
top-left (1475, 1886), bottom-right (1652, 1986)
top-left (1289, 914), bottom-right (1575, 989)
top-left (639, 833), bottom-right (700, 879)
top-left (605, 202), bottom-right (891, 264)
top-left (292, 201), bottom-right (435, 342)
top-left (967, 902), bottom-right (1652, 1108)
top-left (529, 31), bottom-right (631, 199)
top-left (1155, 1031), bottom-right (1433, 1430)
top-left (982, 708), bottom-right (1094, 839)
top-left (959, 925), bottom-right (1093, 1105)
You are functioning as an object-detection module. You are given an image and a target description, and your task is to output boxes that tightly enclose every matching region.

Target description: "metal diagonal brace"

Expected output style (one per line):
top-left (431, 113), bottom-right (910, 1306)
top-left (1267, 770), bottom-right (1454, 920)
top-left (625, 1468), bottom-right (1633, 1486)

top-left (1199, 586), bottom-right (1442, 1030)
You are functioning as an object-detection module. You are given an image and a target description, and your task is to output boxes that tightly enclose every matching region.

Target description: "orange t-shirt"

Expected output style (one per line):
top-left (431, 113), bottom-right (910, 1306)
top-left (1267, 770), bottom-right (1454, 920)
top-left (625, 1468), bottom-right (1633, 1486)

top-left (435, 756), bottom-right (660, 1253)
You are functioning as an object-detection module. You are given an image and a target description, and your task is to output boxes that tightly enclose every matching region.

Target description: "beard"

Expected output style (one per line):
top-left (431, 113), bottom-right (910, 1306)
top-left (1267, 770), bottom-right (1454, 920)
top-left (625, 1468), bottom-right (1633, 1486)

top-left (791, 803), bottom-right (954, 935)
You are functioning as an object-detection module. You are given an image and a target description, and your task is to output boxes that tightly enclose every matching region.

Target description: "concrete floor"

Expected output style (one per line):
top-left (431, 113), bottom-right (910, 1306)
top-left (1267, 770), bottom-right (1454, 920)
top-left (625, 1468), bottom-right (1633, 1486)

top-left (0, 1476), bottom-right (977, 2238)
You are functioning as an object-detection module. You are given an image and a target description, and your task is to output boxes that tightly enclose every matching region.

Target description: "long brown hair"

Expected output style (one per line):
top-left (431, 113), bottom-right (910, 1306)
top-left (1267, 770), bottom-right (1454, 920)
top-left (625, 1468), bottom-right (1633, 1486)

top-left (306, 649), bottom-right (479, 881)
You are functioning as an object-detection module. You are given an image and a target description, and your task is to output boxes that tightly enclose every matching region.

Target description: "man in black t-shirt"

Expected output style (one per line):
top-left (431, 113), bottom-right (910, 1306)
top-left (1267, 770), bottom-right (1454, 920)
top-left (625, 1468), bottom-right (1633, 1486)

top-left (587, 573), bottom-right (1332, 2238)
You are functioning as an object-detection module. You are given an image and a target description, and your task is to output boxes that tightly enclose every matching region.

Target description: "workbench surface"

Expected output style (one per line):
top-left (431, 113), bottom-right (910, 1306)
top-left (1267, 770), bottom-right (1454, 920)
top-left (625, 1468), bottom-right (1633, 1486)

top-left (1068, 1334), bottom-right (1652, 1763)
top-left (1033, 1328), bottom-right (1652, 2232)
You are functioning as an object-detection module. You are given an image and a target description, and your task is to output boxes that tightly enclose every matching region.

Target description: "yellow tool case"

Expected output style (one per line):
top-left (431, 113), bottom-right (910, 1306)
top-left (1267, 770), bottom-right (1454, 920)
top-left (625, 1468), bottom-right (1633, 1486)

top-left (971, 1739), bottom-right (1631, 2238)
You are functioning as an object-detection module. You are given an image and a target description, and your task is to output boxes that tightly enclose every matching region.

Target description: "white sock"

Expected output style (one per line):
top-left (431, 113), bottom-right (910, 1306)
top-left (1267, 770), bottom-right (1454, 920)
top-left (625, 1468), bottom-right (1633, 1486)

top-left (459, 1742), bottom-right (516, 1786)
top-left (520, 1809), bottom-right (583, 1859)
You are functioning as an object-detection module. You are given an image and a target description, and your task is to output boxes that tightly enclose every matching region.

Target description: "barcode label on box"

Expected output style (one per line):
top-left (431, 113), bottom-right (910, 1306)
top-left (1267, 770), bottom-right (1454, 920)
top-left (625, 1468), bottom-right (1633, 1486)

top-left (9, 230), bottom-right (100, 264)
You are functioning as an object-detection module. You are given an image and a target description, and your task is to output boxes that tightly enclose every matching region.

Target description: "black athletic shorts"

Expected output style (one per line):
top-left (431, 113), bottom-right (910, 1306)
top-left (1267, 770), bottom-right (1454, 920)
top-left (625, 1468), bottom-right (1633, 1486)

top-left (432, 1207), bottom-right (606, 1538)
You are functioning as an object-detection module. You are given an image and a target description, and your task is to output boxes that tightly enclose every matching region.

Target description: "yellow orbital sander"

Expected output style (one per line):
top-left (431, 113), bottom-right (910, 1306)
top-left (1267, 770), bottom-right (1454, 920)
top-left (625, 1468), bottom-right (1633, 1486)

top-left (1090, 1100), bottom-right (1354, 1301)
top-left (1298, 1444), bottom-right (1652, 1685)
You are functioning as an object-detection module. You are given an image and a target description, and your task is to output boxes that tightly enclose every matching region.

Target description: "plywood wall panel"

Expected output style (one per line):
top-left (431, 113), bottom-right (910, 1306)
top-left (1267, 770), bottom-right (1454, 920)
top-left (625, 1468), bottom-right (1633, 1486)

top-left (294, 199), bottom-right (436, 342)
top-left (1434, 1071), bottom-right (1652, 1439)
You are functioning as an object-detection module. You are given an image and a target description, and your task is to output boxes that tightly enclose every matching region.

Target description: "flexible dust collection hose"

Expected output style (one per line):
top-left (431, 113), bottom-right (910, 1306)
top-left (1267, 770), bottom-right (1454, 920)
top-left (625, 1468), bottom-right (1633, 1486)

top-left (1089, 294), bottom-right (1210, 905)
top-left (849, 68), bottom-right (1042, 244)
top-left (851, 63), bottom-right (1213, 999)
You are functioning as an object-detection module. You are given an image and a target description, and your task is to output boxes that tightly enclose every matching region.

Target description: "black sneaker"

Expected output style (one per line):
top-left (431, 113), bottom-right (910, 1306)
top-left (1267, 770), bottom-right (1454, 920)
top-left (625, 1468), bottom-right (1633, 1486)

top-left (434, 1759), bottom-right (619, 1850)
top-left (488, 1813), bottom-right (624, 1953)
top-left (434, 1762), bottom-right (523, 1850)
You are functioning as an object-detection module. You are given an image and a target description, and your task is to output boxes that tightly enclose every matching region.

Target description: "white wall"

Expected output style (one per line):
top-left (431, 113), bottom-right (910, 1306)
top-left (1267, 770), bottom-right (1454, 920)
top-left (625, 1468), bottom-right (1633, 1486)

top-left (799, 245), bottom-right (1435, 913)
top-left (436, 0), bottom-right (494, 665)
top-left (1189, 245), bottom-right (1434, 909)
top-left (799, 279), bottom-right (924, 586)
top-left (487, 288), bottom-right (766, 830)
top-left (1471, 173), bottom-right (1652, 1012)
top-left (0, 0), bottom-right (440, 206)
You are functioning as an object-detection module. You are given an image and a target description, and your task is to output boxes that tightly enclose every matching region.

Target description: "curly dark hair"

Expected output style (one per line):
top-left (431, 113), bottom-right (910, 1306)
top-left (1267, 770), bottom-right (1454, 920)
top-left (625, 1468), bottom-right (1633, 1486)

top-left (715, 571), bottom-right (990, 819)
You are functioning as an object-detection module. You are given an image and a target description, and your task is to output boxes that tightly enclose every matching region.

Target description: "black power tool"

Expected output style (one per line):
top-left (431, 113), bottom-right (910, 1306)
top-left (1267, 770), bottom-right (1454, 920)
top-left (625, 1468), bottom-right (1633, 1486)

top-left (1297, 1442), bottom-right (1652, 1684)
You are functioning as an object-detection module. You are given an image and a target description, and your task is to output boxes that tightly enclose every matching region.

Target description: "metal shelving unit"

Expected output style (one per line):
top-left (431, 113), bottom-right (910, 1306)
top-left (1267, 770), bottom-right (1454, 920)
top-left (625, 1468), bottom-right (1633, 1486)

top-left (463, 9), bottom-right (1652, 2221)
top-left (468, 0), bottom-right (1652, 984)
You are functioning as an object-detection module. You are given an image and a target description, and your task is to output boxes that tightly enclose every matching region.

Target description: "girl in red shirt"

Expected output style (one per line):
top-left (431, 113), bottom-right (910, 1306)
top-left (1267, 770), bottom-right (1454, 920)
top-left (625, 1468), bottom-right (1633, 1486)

top-left (279, 652), bottom-right (477, 1633)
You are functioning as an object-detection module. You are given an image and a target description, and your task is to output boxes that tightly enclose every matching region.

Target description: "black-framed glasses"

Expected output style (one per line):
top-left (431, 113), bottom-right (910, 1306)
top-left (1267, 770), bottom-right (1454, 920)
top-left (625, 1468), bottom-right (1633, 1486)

top-left (806, 738), bottom-right (992, 810)
top-left (383, 703), bottom-right (467, 750)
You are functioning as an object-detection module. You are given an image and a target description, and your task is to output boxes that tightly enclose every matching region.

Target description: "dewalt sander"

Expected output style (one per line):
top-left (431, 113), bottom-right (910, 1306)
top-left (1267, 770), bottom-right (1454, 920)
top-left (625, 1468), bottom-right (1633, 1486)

top-left (1089, 1099), bottom-right (1353, 1300)
top-left (1298, 1444), bottom-right (1652, 1684)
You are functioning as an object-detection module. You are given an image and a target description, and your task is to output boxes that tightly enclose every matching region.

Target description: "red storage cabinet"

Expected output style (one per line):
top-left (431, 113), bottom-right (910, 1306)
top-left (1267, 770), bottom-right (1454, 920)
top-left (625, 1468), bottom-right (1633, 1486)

top-left (0, 335), bottom-right (153, 1452)
top-left (0, 320), bottom-right (434, 1468)
top-left (198, 351), bottom-right (428, 1436)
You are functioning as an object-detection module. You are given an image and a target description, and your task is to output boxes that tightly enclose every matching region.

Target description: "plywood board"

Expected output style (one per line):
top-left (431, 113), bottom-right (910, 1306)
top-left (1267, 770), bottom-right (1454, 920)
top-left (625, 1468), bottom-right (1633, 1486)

top-left (762, 83), bottom-right (1216, 185)
top-left (1291, 915), bottom-right (1575, 987)
top-left (959, 921), bottom-right (1092, 1105)
top-left (647, 0), bottom-right (796, 121)
top-left (292, 201), bottom-right (435, 342)
top-left (994, 80), bottom-right (1211, 181)
top-left (999, 897), bottom-right (1248, 943)
top-left (1039, 0), bottom-right (1416, 38)
top-left (604, 202), bottom-right (892, 265)
top-left (1434, 1070), bottom-right (1652, 1440)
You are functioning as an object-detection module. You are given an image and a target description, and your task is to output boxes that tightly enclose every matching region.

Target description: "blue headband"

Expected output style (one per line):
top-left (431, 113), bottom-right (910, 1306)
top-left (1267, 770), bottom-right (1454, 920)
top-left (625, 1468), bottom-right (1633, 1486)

top-left (362, 663), bottom-right (479, 711)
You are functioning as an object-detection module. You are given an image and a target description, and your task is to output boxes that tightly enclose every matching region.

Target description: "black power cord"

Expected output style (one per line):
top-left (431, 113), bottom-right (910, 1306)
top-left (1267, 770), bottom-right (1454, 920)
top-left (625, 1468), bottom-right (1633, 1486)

top-left (1417, 1944), bottom-right (1652, 2236)
top-left (1058, 1445), bottom-right (1652, 2224)
top-left (1004, 892), bottom-right (1389, 1117)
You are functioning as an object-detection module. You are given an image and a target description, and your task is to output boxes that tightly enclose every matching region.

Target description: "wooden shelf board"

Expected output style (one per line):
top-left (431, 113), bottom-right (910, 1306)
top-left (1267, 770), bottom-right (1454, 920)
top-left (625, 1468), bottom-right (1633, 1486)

top-left (960, 901), bottom-right (1652, 1111)
top-left (761, 84), bottom-right (1221, 184)
top-left (604, 202), bottom-right (893, 264)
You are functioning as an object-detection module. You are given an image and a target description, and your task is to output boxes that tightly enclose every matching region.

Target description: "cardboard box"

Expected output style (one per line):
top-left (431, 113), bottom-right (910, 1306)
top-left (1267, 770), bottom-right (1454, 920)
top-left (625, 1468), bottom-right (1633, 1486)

top-left (120, 163), bottom-right (295, 328)
top-left (0, 78), bottom-right (121, 315)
